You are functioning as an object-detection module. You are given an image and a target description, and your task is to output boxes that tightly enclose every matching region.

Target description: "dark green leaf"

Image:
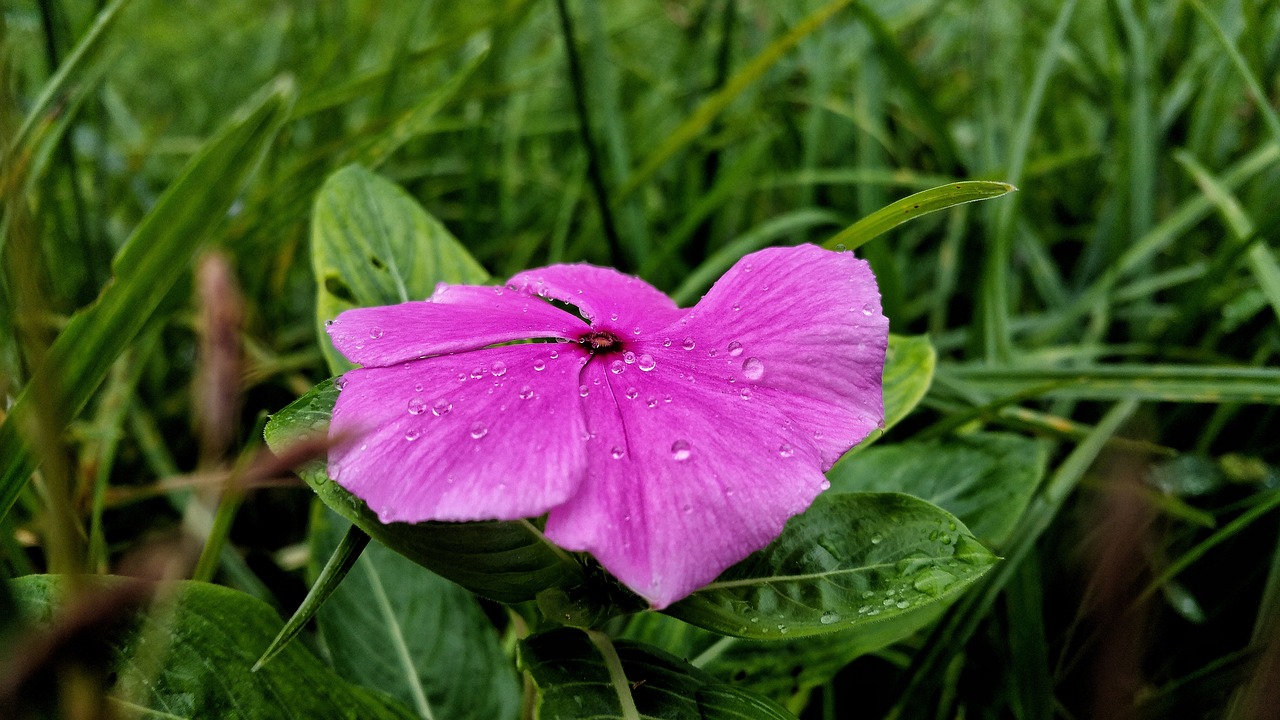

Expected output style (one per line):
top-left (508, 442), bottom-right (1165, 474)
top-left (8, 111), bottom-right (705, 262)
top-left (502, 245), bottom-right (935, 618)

top-left (665, 493), bottom-right (996, 639)
top-left (263, 379), bottom-right (584, 602)
top-left (311, 164), bottom-right (488, 373)
top-left (519, 628), bottom-right (795, 720)
top-left (827, 433), bottom-right (1048, 546)
top-left (0, 77), bottom-right (296, 522)
top-left (10, 575), bottom-right (415, 720)
top-left (310, 506), bottom-right (520, 720)
top-left (855, 334), bottom-right (936, 450)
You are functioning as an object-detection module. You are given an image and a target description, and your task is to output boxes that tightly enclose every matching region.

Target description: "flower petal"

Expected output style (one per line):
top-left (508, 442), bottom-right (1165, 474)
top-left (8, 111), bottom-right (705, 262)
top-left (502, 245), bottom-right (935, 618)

top-left (506, 264), bottom-right (685, 332)
top-left (662, 244), bottom-right (887, 467)
top-left (329, 343), bottom-right (591, 522)
top-left (328, 286), bottom-right (586, 368)
top-left (545, 353), bottom-right (830, 609)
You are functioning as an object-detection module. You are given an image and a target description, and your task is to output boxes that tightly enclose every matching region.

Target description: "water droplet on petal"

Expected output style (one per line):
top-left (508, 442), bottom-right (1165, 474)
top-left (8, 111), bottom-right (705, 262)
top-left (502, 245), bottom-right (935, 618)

top-left (835, 243), bottom-right (847, 252)
top-left (861, 303), bottom-right (874, 316)
top-left (708, 348), bottom-right (719, 357)
top-left (414, 383), bottom-right (423, 392)
top-left (610, 359), bottom-right (625, 374)
top-left (431, 398), bottom-right (452, 416)
top-left (518, 385), bottom-right (534, 400)
top-left (470, 367), bottom-right (484, 379)
top-left (610, 446), bottom-right (625, 460)
top-left (533, 359), bottom-right (546, 372)
top-left (682, 337), bottom-right (695, 351)
top-left (404, 428), bottom-right (420, 441)
top-left (549, 350), bottom-right (558, 359)
top-left (664, 394), bottom-right (672, 403)
top-left (646, 397), bottom-right (658, 408)
top-left (663, 338), bottom-right (672, 348)
top-left (625, 387), bottom-right (639, 400)
top-left (610, 312), bottom-right (619, 321)
top-left (742, 357), bottom-right (764, 380)
top-left (632, 326), bottom-right (641, 335)
top-left (407, 398), bottom-right (427, 415)
top-left (470, 422), bottom-right (488, 439)
top-left (490, 360), bottom-right (507, 377)
top-left (623, 351), bottom-right (636, 364)
top-left (727, 340), bottom-right (743, 356)
top-left (732, 303), bottom-right (740, 312)
top-left (778, 443), bottom-right (794, 458)
top-left (579, 385), bottom-right (590, 397)
top-left (369, 327), bottom-right (384, 339)
top-left (638, 354), bottom-right (656, 371)
top-left (739, 388), bottom-right (752, 400)
top-left (671, 440), bottom-right (691, 461)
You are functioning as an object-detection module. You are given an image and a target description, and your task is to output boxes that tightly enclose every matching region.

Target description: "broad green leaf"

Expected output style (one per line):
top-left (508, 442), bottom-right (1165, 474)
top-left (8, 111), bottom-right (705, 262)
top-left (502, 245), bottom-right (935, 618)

top-left (621, 601), bottom-right (948, 714)
top-left (312, 163), bottom-right (488, 373)
top-left (310, 505), bottom-right (520, 720)
top-left (518, 628), bottom-right (795, 720)
top-left (665, 493), bottom-right (996, 639)
top-left (828, 433), bottom-right (1048, 547)
top-left (0, 77), bottom-right (296, 522)
top-left (10, 575), bottom-right (415, 720)
top-left (821, 181), bottom-right (1016, 252)
top-left (263, 379), bottom-right (584, 602)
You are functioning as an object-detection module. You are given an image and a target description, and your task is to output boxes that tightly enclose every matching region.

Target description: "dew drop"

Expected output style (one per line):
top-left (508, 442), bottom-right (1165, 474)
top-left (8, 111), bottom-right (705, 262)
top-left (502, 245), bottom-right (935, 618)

top-left (610, 313), bottom-right (619, 321)
top-left (456, 372), bottom-right (467, 382)
top-left (895, 600), bottom-right (911, 609)
top-left (742, 357), bottom-right (764, 380)
top-left (404, 428), bottom-right (420, 441)
top-left (739, 387), bottom-right (752, 400)
top-left (369, 327), bottom-right (384, 339)
top-left (490, 361), bottom-right (507, 377)
top-left (870, 534), bottom-right (883, 545)
top-left (610, 359), bottom-right (625, 374)
top-left (533, 359), bottom-right (546, 372)
top-left (470, 367), bottom-right (484, 379)
top-left (819, 611), bottom-right (840, 625)
top-left (610, 446), bottom-right (625, 460)
top-left (835, 243), bottom-right (847, 251)
top-left (682, 337), bottom-right (695, 351)
top-left (646, 397), bottom-right (658, 408)
top-left (549, 350), bottom-right (559, 359)
top-left (625, 387), bottom-right (639, 400)
top-left (727, 340), bottom-right (743, 356)
top-left (518, 385), bottom-right (535, 400)
top-left (664, 394), bottom-right (673, 403)
top-left (579, 384), bottom-right (590, 397)
top-left (469, 422), bottom-right (488, 440)
top-left (335, 377), bottom-right (348, 390)
top-left (778, 443), bottom-right (794, 458)
top-left (637, 354), bottom-right (656, 371)
top-left (407, 398), bottom-right (427, 415)
top-left (671, 440), bottom-right (691, 461)
top-left (414, 383), bottom-right (423, 392)
top-left (663, 338), bottom-right (672, 348)
top-left (861, 303), bottom-right (874, 316)
top-left (708, 348), bottom-right (719, 357)
top-left (623, 351), bottom-right (636, 364)
top-left (632, 326), bottom-right (641, 335)
top-left (731, 302), bottom-right (740, 312)
top-left (431, 398), bottom-right (452, 416)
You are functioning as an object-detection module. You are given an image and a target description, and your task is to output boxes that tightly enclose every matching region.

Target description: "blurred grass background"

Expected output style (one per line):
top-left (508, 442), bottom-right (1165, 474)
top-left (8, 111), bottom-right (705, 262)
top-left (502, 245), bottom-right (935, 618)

top-left (2, 0), bottom-right (1279, 717)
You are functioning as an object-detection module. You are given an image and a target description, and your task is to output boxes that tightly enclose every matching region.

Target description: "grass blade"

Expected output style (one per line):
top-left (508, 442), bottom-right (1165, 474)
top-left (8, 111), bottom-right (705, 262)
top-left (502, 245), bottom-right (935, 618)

top-left (821, 181), bottom-right (1016, 252)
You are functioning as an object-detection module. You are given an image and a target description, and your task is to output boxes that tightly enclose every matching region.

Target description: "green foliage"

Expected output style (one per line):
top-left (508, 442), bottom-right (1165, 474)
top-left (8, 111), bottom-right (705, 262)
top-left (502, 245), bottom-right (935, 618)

top-left (519, 627), bottom-right (795, 719)
top-left (666, 493), bottom-right (996, 639)
top-left (311, 164), bottom-right (488, 373)
top-left (308, 506), bottom-right (521, 720)
top-left (9, 575), bottom-right (417, 719)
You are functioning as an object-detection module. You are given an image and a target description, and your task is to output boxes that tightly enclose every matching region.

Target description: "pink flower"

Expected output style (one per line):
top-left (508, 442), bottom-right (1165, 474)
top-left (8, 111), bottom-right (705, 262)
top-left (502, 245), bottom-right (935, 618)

top-left (326, 244), bottom-right (887, 608)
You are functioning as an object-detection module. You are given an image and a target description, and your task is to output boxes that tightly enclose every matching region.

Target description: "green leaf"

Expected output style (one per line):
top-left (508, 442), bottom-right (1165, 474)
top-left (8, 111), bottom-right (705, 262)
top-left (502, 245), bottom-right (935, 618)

top-left (944, 364), bottom-right (1280, 404)
top-left (665, 493), bottom-right (997, 639)
top-left (821, 181), bottom-right (1016, 252)
top-left (827, 433), bottom-right (1048, 547)
top-left (309, 505), bottom-right (520, 720)
top-left (518, 628), bottom-right (795, 720)
top-left (10, 575), bottom-right (416, 720)
top-left (263, 379), bottom-right (584, 602)
top-left (311, 163), bottom-right (488, 373)
top-left (0, 77), bottom-right (296, 522)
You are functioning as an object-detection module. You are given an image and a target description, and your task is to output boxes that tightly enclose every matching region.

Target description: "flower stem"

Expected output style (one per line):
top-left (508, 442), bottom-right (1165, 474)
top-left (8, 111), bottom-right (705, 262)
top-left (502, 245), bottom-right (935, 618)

top-left (586, 629), bottom-right (640, 720)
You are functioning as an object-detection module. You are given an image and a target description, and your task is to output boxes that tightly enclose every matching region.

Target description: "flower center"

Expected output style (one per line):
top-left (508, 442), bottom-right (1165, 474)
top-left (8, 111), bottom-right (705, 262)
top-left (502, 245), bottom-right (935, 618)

top-left (579, 330), bottom-right (622, 353)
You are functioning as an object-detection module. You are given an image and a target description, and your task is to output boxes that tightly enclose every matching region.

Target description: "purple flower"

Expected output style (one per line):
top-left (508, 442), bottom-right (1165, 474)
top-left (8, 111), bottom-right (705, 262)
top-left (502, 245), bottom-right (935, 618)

top-left (325, 244), bottom-right (887, 608)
